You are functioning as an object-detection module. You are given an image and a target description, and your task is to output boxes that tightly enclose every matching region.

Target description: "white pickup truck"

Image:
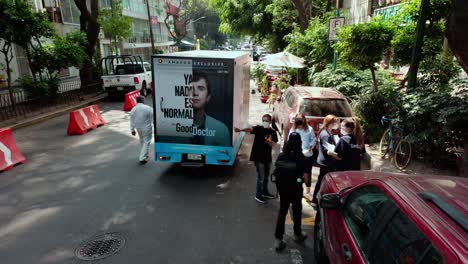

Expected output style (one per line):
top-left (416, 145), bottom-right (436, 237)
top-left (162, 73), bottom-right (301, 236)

top-left (101, 55), bottom-right (152, 97)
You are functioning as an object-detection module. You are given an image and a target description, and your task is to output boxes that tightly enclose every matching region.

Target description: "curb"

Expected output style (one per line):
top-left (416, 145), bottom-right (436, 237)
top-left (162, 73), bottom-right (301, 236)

top-left (3, 93), bottom-right (108, 131)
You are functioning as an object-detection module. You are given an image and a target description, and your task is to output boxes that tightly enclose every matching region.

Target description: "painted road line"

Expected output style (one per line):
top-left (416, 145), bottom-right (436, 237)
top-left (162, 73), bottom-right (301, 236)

top-left (285, 199), bottom-right (316, 226)
top-left (290, 249), bottom-right (303, 264)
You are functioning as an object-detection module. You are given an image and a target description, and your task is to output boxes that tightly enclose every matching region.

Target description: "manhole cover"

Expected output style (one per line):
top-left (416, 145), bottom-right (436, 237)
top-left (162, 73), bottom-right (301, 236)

top-left (75, 232), bottom-right (125, 261)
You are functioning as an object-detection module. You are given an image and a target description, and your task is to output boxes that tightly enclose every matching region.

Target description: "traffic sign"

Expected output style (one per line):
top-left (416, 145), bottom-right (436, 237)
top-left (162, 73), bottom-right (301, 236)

top-left (328, 17), bottom-right (345, 41)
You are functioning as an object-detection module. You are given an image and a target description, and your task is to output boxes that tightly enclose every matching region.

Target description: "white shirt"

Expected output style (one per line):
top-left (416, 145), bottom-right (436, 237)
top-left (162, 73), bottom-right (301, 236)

top-left (289, 125), bottom-right (316, 157)
top-left (130, 103), bottom-right (153, 132)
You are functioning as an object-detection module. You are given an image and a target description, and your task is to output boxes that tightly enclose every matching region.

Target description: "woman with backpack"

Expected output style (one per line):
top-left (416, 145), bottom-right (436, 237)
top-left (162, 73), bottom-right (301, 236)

top-left (272, 132), bottom-right (308, 251)
top-left (288, 113), bottom-right (316, 201)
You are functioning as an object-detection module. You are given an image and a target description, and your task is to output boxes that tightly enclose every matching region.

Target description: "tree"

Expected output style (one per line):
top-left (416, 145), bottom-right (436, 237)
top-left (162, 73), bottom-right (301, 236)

top-left (33, 32), bottom-right (87, 79)
top-left (0, 0), bottom-right (17, 107)
top-left (285, 17), bottom-right (333, 69)
top-left (2, 0), bottom-right (55, 82)
top-left (391, 0), bottom-right (451, 85)
top-left (210, 0), bottom-right (298, 51)
top-left (446, 0), bottom-right (468, 74)
top-left (98, 0), bottom-right (132, 55)
top-left (74, 0), bottom-right (100, 85)
top-left (334, 18), bottom-right (394, 92)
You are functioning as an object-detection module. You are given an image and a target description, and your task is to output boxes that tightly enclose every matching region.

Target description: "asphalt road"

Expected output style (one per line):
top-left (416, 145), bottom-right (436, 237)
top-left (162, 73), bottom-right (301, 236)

top-left (0, 96), bottom-right (316, 264)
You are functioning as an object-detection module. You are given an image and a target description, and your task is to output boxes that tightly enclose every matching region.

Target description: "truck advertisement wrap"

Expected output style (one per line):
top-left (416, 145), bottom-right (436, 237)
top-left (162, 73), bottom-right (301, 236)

top-left (154, 58), bottom-right (233, 147)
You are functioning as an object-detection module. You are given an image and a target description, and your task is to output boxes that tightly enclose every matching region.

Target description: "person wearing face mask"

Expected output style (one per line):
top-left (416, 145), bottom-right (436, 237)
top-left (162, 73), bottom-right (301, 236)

top-left (312, 114), bottom-right (340, 206)
top-left (332, 118), bottom-right (365, 171)
top-left (235, 114), bottom-right (279, 203)
top-left (288, 113), bottom-right (316, 201)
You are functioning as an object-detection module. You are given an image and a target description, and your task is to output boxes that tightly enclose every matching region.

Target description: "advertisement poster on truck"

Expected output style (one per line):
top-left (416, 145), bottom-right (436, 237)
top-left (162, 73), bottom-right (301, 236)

top-left (154, 58), bottom-right (232, 147)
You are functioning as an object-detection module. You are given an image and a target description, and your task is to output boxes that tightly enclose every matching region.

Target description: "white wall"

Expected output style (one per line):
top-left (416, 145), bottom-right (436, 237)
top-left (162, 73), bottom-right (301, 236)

top-left (342, 0), bottom-right (371, 25)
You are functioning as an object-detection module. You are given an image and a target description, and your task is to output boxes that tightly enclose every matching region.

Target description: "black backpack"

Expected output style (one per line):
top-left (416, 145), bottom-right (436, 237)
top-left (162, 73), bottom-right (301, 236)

top-left (271, 153), bottom-right (303, 195)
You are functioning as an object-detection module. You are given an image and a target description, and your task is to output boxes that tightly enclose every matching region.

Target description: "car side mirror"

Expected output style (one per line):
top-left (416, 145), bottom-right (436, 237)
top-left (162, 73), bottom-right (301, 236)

top-left (320, 193), bottom-right (341, 209)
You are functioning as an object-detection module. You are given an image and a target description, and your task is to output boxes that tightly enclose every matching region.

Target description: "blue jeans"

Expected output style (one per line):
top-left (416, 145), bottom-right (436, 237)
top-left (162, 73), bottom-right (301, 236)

top-left (255, 161), bottom-right (271, 198)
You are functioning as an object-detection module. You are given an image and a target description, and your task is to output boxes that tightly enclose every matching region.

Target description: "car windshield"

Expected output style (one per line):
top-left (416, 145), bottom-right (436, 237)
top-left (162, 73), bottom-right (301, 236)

top-left (114, 64), bottom-right (144, 75)
top-left (299, 99), bottom-right (352, 117)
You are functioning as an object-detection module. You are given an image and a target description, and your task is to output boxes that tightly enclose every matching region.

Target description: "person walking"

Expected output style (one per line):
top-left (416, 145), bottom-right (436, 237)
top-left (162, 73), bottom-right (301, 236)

top-left (288, 113), bottom-right (316, 201)
top-left (130, 96), bottom-right (154, 164)
top-left (312, 114), bottom-right (340, 206)
top-left (272, 132), bottom-right (307, 251)
top-left (333, 118), bottom-right (365, 171)
top-left (235, 114), bottom-right (278, 203)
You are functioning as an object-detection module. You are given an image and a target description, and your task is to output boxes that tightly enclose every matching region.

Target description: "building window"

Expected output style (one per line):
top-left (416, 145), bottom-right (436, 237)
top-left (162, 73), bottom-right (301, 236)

top-left (59, 0), bottom-right (80, 25)
top-left (100, 0), bottom-right (112, 8)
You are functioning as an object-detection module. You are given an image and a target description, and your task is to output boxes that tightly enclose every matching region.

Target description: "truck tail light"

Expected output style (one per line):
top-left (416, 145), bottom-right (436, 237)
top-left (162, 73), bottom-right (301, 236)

top-left (217, 159), bottom-right (230, 163)
top-left (134, 77), bottom-right (139, 84)
top-left (159, 156), bottom-right (170, 161)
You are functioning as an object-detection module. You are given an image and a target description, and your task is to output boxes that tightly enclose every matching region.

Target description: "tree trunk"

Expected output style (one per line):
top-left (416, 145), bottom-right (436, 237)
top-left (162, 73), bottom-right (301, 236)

top-left (74, 0), bottom-right (100, 85)
top-left (407, 0), bottom-right (429, 89)
top-left (291, 0), bottom-right (311, 32)
top-left (370, 67), bottom-right (378, 92)
top-left (24, 45), bottom-right (37, 82)
top-left (2, 43), bottom-right (16, 110)
top-left (446, 0), bottom-right (468, 74)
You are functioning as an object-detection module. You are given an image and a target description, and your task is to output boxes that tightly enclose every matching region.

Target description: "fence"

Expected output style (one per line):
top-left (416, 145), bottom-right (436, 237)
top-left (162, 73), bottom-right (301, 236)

top-left (0, 81), bottom-right (104, 123)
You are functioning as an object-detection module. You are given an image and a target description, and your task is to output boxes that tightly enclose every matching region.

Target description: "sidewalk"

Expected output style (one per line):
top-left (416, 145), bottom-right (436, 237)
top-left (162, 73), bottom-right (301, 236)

top-left (247, 79), bottom-right (458, 177)
top-left (0, 92), bottom-right (107, 130)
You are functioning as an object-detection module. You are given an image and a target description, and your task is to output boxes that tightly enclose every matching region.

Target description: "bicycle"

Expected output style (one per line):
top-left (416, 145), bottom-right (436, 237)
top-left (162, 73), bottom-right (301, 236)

top-left (379, 116), bottom-right (412, 170)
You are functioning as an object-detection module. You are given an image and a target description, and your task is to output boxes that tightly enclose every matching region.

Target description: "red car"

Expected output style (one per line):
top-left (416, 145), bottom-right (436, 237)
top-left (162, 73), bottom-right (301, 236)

top-left (314, 171), bottom-right (468, 264)
top-left (272, 86), bottom-right (353, 138)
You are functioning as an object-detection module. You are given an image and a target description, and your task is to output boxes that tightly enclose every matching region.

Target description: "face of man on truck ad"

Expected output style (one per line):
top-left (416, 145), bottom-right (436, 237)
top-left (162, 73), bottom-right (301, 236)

top-left (191, 77), bottom-right (211, 111)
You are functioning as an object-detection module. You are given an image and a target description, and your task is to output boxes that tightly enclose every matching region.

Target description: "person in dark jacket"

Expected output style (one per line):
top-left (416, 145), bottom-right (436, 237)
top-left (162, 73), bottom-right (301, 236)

top-left (235, 114), bottom-right (278, 203)
top-left (333, 118), bottom-right (365, 171)
top-left (312, 114), bottom-right (340, 206)
top-left (273, 132), bottom-right (307, 251)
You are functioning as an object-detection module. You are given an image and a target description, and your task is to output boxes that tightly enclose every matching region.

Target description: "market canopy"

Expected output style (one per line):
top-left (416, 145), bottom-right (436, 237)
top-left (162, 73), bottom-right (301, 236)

top-left (261, 51), bottom-right (306, 68)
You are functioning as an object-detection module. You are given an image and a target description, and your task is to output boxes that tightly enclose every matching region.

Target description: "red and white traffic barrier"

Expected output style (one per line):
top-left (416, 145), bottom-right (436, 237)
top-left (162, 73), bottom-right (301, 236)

top-left (0, 128), bottom-right (26, 172)
top-left (67, 104), bottom-right (105, 135)
top-left (123, 90), bottom-right (140, 111)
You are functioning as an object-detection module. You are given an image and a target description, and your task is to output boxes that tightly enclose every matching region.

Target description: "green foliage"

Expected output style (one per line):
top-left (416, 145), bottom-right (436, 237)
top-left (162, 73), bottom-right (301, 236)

top-left (210, 0), bottom-right (298, 50)
top-left (335, 18), bottom-right (394, 71)
top-left (250, 64), bottom-right (265, 83)
top-left (285, 17), bottom-right (333, 67)
top-left (19, 76), bottom-right (51, 100)
top-left (264, 0), bottom-right (298, 50)
top-left (260, 75), bottom-right (269, 96)
top-left (32, 31), bottom-right (87, 78)
top-left (310, 65), bottom-right (396, 98)
top-left (399, 0), bottom-right (451, 25)
top-left (391, 25), bottom-right (415, 67)
top-left (98, 0), bottom-right (132, 54)
top-left (272, 75), bottom-right (290, 90)
top-left (419, 54), bottom-right (461, 86)
top-left (399, 84), bottom-right (467, 162)
top-left (353, 87), bottom-right (402, 142)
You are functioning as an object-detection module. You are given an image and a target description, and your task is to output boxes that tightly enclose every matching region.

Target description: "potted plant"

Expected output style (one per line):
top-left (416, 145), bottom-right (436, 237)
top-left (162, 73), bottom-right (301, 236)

top-left (260, 75), bottom-right (269, 103)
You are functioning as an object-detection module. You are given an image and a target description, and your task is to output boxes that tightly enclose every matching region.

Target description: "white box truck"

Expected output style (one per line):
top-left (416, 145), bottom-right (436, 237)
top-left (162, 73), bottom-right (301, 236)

top-left (152, 50), bottom-right (251, 166)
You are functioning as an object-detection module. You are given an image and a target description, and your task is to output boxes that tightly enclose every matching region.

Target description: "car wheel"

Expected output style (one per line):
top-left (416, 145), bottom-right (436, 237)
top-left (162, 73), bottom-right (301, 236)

top-left (140, 82), bottom-right (148, 97)
top-left (314, 212), bottom-right (329, 264)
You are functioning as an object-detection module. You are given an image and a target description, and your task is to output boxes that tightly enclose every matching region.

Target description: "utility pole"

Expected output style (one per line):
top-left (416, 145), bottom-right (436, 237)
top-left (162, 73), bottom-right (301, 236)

top-left (145, 0), bottom-right (156, 54)
top-left (407, 0), bottom-right (430, 89)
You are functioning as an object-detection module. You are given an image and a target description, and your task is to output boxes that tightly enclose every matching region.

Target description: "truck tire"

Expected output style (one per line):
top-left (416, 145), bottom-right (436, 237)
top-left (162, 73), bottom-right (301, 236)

top-left (141, 82), bottom-right (148, 97)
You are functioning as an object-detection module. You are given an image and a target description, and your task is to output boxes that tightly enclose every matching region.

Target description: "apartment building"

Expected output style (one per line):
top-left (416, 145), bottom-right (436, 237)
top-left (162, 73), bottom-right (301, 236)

top-left (0, 0), bottom-right (175, 84)
top-left (341, 0), bottom-right (403, 25)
